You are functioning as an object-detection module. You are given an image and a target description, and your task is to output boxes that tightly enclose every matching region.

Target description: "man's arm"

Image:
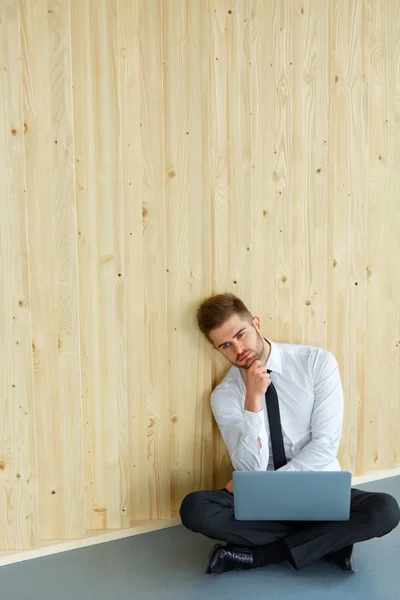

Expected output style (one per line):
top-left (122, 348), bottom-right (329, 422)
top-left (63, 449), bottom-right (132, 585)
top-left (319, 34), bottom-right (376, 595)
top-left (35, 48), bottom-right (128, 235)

top-left (278, 351), bottom-right (344, 471)
top-left (211, 386), bottom-right (270, 471)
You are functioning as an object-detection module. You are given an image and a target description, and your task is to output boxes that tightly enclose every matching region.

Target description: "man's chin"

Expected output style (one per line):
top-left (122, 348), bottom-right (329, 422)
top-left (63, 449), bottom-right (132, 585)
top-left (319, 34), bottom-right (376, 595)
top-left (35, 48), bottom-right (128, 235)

top-left (237, 356), bottom-right (258, 369)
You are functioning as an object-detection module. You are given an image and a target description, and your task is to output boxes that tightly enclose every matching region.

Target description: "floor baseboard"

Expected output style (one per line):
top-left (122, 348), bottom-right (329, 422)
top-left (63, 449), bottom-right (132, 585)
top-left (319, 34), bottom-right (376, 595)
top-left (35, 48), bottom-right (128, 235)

top-left (0, 517), bottom-right (181, 568)
top-left (352, 467), bottom-right (400, 486)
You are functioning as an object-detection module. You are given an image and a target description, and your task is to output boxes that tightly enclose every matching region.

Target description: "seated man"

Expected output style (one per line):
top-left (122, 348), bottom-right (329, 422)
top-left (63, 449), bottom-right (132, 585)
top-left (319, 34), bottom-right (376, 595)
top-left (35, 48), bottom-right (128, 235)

top-left (180, 293), bottom-right (400, 575)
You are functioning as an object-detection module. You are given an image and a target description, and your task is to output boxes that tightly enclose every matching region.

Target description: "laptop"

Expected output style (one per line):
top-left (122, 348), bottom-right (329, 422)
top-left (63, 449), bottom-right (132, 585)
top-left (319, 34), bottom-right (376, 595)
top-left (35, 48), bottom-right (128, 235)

top-left (233, 471), bottom-right (352, 521)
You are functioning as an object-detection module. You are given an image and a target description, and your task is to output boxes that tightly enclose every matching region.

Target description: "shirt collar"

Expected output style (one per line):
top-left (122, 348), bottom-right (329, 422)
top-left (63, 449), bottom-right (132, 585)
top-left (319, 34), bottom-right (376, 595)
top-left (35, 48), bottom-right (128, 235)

top-left (264, 337), bottom-right (283, 375)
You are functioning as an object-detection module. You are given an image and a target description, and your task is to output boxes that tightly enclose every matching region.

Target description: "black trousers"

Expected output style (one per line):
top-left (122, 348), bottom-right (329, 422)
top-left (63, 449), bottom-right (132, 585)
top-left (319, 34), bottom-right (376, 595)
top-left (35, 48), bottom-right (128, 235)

top-left (180, 486), bottom-right (400, 570)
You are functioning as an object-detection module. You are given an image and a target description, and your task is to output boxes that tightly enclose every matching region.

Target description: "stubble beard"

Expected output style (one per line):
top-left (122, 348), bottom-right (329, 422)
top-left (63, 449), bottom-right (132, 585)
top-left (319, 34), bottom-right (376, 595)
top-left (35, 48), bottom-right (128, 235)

top-left (239, 329), bottom-right (268, 370)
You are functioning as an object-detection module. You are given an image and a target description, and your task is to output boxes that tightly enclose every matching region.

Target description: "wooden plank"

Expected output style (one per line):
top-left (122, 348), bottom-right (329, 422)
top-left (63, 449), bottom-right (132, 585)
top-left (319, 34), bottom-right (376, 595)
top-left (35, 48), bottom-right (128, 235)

top-left (328, 0), bottom-right (367, 474)
top-left (119, 0), bottom-right (171, 520)
top-left (251, 0), bottom-right (292, 344)
top-left (69, 0), bottom-right (97, 530)
top-left (327, 0), bottom-right (351, 471)
top-left (0, 0), bottom-right (40, 551)
top-left (365, 0), bottom-right (399, 471)
top-left (163, 0), bottom-right (213, 512)
top-left (393, 0), bottom-right (400, 466)
top-left (344, 0), bottom-right (368, 475)
top-left (117, 0), bottom-right (146, 521)
top-left (71, 0), bottom-right (130, 529)
top-left (209, 0), bottom-right (252, 489)
top-left (20, 0), bottom-right (85, 540)
top-left (289, 0), bottom-right (328, 348)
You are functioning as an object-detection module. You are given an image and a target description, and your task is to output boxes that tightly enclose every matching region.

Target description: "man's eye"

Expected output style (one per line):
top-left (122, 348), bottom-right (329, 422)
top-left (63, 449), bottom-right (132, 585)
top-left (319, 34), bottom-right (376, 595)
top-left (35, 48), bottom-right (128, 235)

top-left (238, 331), bottom-right (245, 338)
top-left (223, 344), bottom-right (229, 349)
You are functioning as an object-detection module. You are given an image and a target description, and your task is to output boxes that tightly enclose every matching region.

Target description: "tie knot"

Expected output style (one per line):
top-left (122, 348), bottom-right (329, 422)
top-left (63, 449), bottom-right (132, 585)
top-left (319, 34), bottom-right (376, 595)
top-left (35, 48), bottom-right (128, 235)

top-left (267, 369), bottom-right (272, 374)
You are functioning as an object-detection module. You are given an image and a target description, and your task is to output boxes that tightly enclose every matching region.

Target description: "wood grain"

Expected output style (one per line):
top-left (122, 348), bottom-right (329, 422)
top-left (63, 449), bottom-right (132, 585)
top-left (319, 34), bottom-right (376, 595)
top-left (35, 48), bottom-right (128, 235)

top-left (251, 0), bottom-right (292, 344)
top-left (119, 0), bottom-right (172, 521)
top-left (0, 0), bottom-right (39, 551)
top-left (0, 0), bottom-right (399, 550)
top-left (20, 0), bottom-right (85, 541)
top-left (209, 0), bottom-right (253, 489)
top-left (163, 0), bottom-right (213, 512)
top-left (328, 0), bottom-right (358, 472)
top-left (71, 0), bottom-right (130, 529)
top-left (365, 0), bottom-right (399, 471)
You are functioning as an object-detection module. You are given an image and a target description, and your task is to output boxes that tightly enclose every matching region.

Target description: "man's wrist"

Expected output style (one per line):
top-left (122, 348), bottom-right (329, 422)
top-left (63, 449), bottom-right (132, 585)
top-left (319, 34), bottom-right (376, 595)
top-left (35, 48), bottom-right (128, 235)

top-left (245, 393), bottom-right (263, 413)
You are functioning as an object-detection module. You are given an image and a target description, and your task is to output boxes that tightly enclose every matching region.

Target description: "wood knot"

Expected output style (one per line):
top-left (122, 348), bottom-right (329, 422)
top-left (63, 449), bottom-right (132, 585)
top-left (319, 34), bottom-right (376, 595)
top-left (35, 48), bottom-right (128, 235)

top-left (18, 300), bottom-right (27, 307)
top-left (300, 6), bottom-right (304, 14)
top-left (305, 300), bottom-right (311, 306)
top-left (16, 473), bottom-right (21, 478)
top-left (335, 75), bottom-right (339, 83)
top-left (272, 171), bottom-right (279, 182)
top-left (281, 276), bottom-right (287, 282)
top-left (168, 170), bottom-right (176, 178)
top-left (11, 129), bottom-right (17, 136)
top-left (171, 416), bottom-right (178, 423)
top-left (316, 168), bottom-right (322, 173)
top-left (142, 206), bottom-right (148, 217)
top-left (263, 210), bottom-right (268, 216)
top-left (333, 260), bottom-right (337, 268)
top-left (51, 490), bottom-right (56, 494)
top-left (0, 460), bottom-right (6, 470)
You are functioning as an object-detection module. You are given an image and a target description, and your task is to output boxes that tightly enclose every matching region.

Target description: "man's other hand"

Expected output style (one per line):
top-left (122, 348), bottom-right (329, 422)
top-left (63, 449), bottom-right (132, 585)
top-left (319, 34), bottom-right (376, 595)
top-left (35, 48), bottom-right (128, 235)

top-left (225, 479), bottom-right (234, 494)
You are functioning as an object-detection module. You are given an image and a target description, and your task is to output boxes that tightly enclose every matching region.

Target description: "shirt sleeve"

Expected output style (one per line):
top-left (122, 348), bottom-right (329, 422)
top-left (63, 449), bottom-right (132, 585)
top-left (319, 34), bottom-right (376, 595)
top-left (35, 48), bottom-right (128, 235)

top-left (211, 384), bottom-right (270, 471)
top-left (277, 350), bottom-right (344, 472)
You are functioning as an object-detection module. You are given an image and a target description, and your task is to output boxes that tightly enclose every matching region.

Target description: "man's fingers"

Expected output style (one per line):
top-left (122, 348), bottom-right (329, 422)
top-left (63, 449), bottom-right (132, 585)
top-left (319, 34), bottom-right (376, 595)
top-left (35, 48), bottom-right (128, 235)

top-left (251, 359), bottom-right (262, 369)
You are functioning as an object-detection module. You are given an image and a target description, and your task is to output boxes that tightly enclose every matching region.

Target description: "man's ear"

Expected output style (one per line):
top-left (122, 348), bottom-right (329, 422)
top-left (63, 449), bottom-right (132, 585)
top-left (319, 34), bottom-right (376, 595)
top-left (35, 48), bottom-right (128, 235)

top-left (253, 315), bottom-right (261, 331)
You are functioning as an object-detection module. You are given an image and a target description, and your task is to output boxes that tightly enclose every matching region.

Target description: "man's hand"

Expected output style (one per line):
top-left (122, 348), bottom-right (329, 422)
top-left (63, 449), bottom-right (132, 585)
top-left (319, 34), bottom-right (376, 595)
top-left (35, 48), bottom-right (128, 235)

top-left (244, 359), bottom-right (271, 399)
top-left (225, 479), bottom-right (234, 494)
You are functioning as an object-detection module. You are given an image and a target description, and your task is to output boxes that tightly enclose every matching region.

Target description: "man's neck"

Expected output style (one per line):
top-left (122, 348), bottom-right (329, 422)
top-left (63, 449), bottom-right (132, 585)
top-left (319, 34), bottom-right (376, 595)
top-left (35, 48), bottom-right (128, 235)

top-left (262, 337), bottom-right (271, 367)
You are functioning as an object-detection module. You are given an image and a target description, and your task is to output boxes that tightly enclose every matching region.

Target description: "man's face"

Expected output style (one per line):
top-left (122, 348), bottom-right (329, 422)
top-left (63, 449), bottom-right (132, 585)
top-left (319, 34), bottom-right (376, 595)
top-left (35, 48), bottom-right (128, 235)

top-left (209, 313), bottom-right (266, 369)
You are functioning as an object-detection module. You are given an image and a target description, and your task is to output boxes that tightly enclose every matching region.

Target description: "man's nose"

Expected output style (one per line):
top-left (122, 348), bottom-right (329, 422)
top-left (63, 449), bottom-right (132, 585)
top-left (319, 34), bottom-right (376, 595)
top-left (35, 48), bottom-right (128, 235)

top-left (234, 341), bottom-right (245, 355)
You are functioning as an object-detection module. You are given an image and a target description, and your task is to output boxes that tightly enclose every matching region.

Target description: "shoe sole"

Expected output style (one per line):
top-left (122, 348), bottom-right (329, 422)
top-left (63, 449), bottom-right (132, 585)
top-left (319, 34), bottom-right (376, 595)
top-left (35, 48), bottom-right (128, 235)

top-left (348, 552), bottom-right (357, 573)
top-left (325, 549), bottom-right (357, 573)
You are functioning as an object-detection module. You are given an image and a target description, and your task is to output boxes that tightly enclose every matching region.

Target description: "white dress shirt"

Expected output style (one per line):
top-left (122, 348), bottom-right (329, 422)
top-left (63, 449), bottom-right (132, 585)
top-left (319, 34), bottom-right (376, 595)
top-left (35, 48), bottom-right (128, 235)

top-left (210, 338), bottom-right (344, 472)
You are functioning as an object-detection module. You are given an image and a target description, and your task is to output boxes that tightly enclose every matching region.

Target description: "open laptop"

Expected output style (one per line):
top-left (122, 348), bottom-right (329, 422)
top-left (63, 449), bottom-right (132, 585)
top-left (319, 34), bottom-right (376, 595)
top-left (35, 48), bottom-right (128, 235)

top-left (233, 471), bottom-right (352, 521)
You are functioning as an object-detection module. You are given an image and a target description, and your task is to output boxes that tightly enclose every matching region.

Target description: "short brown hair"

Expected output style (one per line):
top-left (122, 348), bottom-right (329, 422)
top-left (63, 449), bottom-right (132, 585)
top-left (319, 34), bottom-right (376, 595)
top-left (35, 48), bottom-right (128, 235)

top-left (196, 293), bottom-right (253, 343)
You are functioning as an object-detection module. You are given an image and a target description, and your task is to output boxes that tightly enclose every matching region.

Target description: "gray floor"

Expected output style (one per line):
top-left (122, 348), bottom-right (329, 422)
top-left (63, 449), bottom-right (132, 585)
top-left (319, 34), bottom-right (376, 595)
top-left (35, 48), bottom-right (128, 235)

top-left (1, 477), bottom-right (399, 600)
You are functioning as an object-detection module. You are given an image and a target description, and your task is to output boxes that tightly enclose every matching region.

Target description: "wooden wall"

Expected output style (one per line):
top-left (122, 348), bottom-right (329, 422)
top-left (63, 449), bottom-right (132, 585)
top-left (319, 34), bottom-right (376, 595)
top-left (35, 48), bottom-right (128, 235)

top-left (0, 0), bottom-right (399, 551)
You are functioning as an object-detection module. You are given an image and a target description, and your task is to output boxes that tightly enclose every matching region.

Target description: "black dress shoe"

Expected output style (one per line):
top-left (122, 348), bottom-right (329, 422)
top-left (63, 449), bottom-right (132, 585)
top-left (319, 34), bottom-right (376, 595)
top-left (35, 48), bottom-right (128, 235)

top-left (205, 543), bottom-right (257, 575)
top-left (324, 544), bottom-right (357, 573)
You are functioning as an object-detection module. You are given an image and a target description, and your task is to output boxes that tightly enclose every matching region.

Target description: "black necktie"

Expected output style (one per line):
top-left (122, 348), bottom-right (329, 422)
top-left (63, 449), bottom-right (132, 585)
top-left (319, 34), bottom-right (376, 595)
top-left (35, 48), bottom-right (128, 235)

top-left (265, 370), bottom-right (287, 470)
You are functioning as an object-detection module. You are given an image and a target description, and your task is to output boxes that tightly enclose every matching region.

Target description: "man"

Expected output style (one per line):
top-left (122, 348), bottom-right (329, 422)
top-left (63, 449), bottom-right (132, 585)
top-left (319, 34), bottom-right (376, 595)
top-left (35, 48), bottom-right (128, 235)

top-left (180, 293), bottom-right (400, 575)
